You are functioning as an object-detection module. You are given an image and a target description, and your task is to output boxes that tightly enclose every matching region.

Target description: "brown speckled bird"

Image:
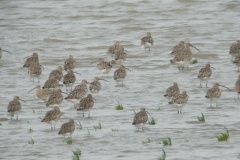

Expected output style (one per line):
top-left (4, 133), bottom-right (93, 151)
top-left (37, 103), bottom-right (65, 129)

top-left (164, 82), bottom-right (180, 102)
top-left (23, 52), bottom-right (39, 67)
top-left (77, 94), bottom-right (95, 117)
top-left (169, 91), bottom-right (188, 113)
top-left (49, 66), bottom-right (63, 84)
top-left (141, 32), bottom-right (154, 52)
top-left (171, 41), bottom-right (185, 55)
top-left (58, 119), bottom-right (76, 139)
top-left (41, 107), bottom-right (62, 130)
top-left (64, 55), bottom-right (76, 71)
top-left (7, 96), bottom-right (26, 120)
top-left (46, 89), bottom-right (64, 108)
top-left (198, 64), bottom-right (214, 87)
top-left (132, 108), bottom-right (148, 131)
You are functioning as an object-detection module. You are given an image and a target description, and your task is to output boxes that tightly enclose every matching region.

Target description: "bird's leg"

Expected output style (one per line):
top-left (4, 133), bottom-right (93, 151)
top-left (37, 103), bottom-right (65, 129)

top-left (38, 78), bottom-right (39, 83)
top-left (33, 78), bottom-right (34, 83)
top-left (66, 86), bottom-right (68, 92)
top-left (51, 124), bottom-right (52, 130)
top-left (200, 81), bottom-right (201, 86)
top-left (206, 80), bottom-right (208, 87)
top-left (88, 111), bottom-right (90, 117)
top-left (11, 116), bottom-right (12, 120)
top-left (216, 101), bottom-right (218, 107)
top-left (54, 125), bottom-right (55, 130)
top-left (142, 127), bottom-right (144, 131)
top-left (71, 86), bottom-right (72, 92)
top-left (149, 48), bottom-right (150, 51)
top-left (138, 128), bottom-right (139, 131)
top-left (83, 112), bottom-right (84, 117)
top-left (16, 114), bottom-right (18, 120)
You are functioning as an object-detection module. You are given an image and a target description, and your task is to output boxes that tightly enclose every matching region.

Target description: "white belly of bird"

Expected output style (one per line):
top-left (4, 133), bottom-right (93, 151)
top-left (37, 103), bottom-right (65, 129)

top-left (90, 88), bottom-right (99, 93)
top-left (64, 83), bottom-right (74, 87)
top-left (199, 77), bottom-right (210, 81)
top-left (30, 74), bottom-right (41, 78)
top-left (133, 123), bottom-right (144, 128)
top-left (49, 120), bottom-right (58, 125)
top-left (141, 42), bottom-right (152, 49)
top-left (116, 78), bottom-right (125, 82)
top-left (48, 104), bottom-right (60, 108)
top-left (66, 99), bottom-right (79, 104)
top-left (101, 69), bottom-right (111, 74)
top-left (115, 59), bottom-right (124, 65)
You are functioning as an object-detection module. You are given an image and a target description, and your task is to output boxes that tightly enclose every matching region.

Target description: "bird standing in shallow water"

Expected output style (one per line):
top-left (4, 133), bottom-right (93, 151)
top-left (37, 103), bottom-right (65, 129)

top-left (141, 32), bottom-right (154, 52)
top-left (77, 94), bottom-right (95, 117)
top-left (233, 55), bottom-right (240, 71)
top-left (198, 64), bottom-right (214, 87)
top-left (164, 82), bottom-right (180, 102)
top-left (170, 43), bottom-right (200, 72)
top-left (28, 62), bottom-right (42, 83)
top-left (91, 58), bottom-right (112, 77)
top-left (171, 41), bottom-right (185, 55)
top-left (43, 76), bottom-right (58, 90)
top-left (107, 41), bottom-right (124, 58)
top-left (46, 89), bottom-right (66, 108)
top-left (169, 91), bottom-right (188, 113)
top-left (7, 96), bottom-right (26, 120)
top-left (65, 88), bottom-right (86, 108)
top-left (0, 47), bottom-right (11, 59)
top-left (234, 75), bottom-right (240, 99)
top-left (23, 52), bottom-right (39, 67)
top-left (229, 40), bottom-right (240, 60)
top-left (89, 77), bottom-right (108, 95)
top-left (49, 66), bottom-right (63, 84)
top-left (74, 80), bottom-right (89, 96)
top-left (64, 55), bottom-right (76, 71)
top-left (132, 108), bottom-right (148, 131)
top-left (41, 107), bottom-right (62, 130)
top-left (114, 47), bottom-right (127, 65)
top-left (58, 119), bottom-right (76, 139)
top-left (205, 83), bottom-right (231, 107)
top-left (63, 70), bottom-right (79, 92)
top-left (28, 85), bottom-right (54, 102)
top-left (114, 65), bottom-right (130, 84)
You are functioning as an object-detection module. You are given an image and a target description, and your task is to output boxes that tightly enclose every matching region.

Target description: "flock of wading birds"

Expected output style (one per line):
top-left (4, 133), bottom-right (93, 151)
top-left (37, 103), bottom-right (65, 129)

top-left (2, 33), bottom-right (240, 136)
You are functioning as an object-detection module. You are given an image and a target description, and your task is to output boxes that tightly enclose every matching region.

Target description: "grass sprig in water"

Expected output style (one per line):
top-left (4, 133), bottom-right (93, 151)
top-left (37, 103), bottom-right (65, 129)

top-left (142, 138), bottom-right (151, 144)
top-left (217, 127), bottom-right (229, 141)
top-left (197, 113), bottom-right (205, 122)
top-left (76, 122), bottom-right (82, 129)
top-left (190, 59), bottom-right (198, 64)
top-left (66, 138), bottom-right (75, 144)
top-left (115, 101), bottom-right (123, 110)
top-left (72, 148), bottom-right (81, 160)
top-left (28, 138), bottom-right (34, 144)
top-left (157, 149), bottom-right (166, 160)
top-left (28, 127), bottom-right (33, 132)
top-left (162, 137), bottom-right (172, 146)
top-left (148, 117), bottom-right (156, 125)
top-left (93, 123), bottom-right (101, 131)
top-left (112, 128), bottom-right (118, 132)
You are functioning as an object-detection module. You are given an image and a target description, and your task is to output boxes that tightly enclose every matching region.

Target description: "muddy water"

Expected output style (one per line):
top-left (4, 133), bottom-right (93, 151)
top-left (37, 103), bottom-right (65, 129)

top-left (1, 0), bottom-right (240, 159)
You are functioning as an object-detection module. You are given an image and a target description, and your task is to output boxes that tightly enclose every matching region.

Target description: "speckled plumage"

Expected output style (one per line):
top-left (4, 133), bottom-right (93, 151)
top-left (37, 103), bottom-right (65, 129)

top-left (233, 55), bottom-right (240, 71)
top-left (7, 96), bottom-right (23, 120)
top-left (46, 89), bottom-right (63, 108)
top-left (198, 64), bottom-right (212, 86)
top-left (28, 62), bottom-right (42, 83)
top-left (65, 88), bottom-right (86, 106)
top-left (141, 32), bottom-right (154, 52)
top-left (108, 42), bottom-right (124, 58)
top-left (114, 65), bottom-right (128, 84)
top-left (49, 66), bottom-right (63, 83)
top-left (94, 58), bottom-right (112, 76)
top-left (43, 76), bottom-right (58, 90)
top-left (164, 82), bottom-right (180, 101)
top-left (23, 52), bottom-right (39, 67)
top-left (234, 75), bottom-right (240, 98)
top-left (132, 108), bottom-right (148, 131)
top-left (89, 77), bottom-right (102, 94)
top-left (63, 70), bottom-right (76, 92)
top-left (114, 47), bottom-right (127, 65)
top-left (64, 55), bottom-right (76, 71)
top-left (169, 91), bottom-right (188, 113)
top-left (205, 83), bottom-right (221, 107)
top-left (74, 80), bottom-right (89, 96)
top-left (77, 94), bottom-right (95, 117)
top-left (29, 85), bottom-right (54, 101)
top-left (229, 40), bottom-right (240, 59)
top-left (171, 41), bottom-right (185, 54)
top-left (41, 107), bottom-right (62, 130)
top-left (58, 119), bottom-right (75, 138)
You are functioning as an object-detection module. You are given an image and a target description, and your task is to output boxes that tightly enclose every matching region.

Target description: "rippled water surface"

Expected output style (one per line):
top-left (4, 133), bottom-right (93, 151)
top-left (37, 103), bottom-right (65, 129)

top-left (1, 0), bottom-right (240, 159)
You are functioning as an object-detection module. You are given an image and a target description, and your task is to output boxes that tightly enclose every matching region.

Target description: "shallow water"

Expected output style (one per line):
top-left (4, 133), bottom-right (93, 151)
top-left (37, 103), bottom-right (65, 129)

top-left (1, 0), bottom-right (240, 159)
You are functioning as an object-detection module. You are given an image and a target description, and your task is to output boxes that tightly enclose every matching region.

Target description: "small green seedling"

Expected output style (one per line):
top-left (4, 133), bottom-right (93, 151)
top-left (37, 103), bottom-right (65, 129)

top-left (157, 106), bottom-right (161, 110)
top-left (0, 123), bottom-right (2, 126)
top-left (133, 110), bottom-right (136, 115)
top-left (157, 142), bottom-right (162, 144)
top-left (93, 123), bottom-right (101, 131)
top-left (162, 137), bottom-right (172, 146)
top-left (72, 148), bottom-right (81, 160)
top-left (66, 138), bottom-right (75, 144)
top-left (197, 113), bottom-right (205, 122)
top-left (184, 138), bottom-right (189, 142)
top-left (76, 122), bottom-right (82, 129)
top-left (111, 128), bottom-right (118, 132)
top-left (32, 109), bottom-right (35, 113)
top-left (217, 127), bottom-right (229, 141)
top-left (28, 138), bottom-right (34, 144)
top-left (87, 127), bottom-right (90, 135)
top-left (157, 149), bottom-right (166, 160)
top-left (148, 117), bottom-right (156, 125)
top-left (237, 153), bottom-right (240, 158)
top-left (115, 101), bottom-right (123, 110)
top-left (39, 117), bottom-right (42, 120)
top-left (29, 127), bottom-right (33, 132)
top-left (190, 59), bottom-right (198, 64)
top-left (7, 113), bottom-right (14, 117)
top-left (142, 138), bottom-right (151, 144)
